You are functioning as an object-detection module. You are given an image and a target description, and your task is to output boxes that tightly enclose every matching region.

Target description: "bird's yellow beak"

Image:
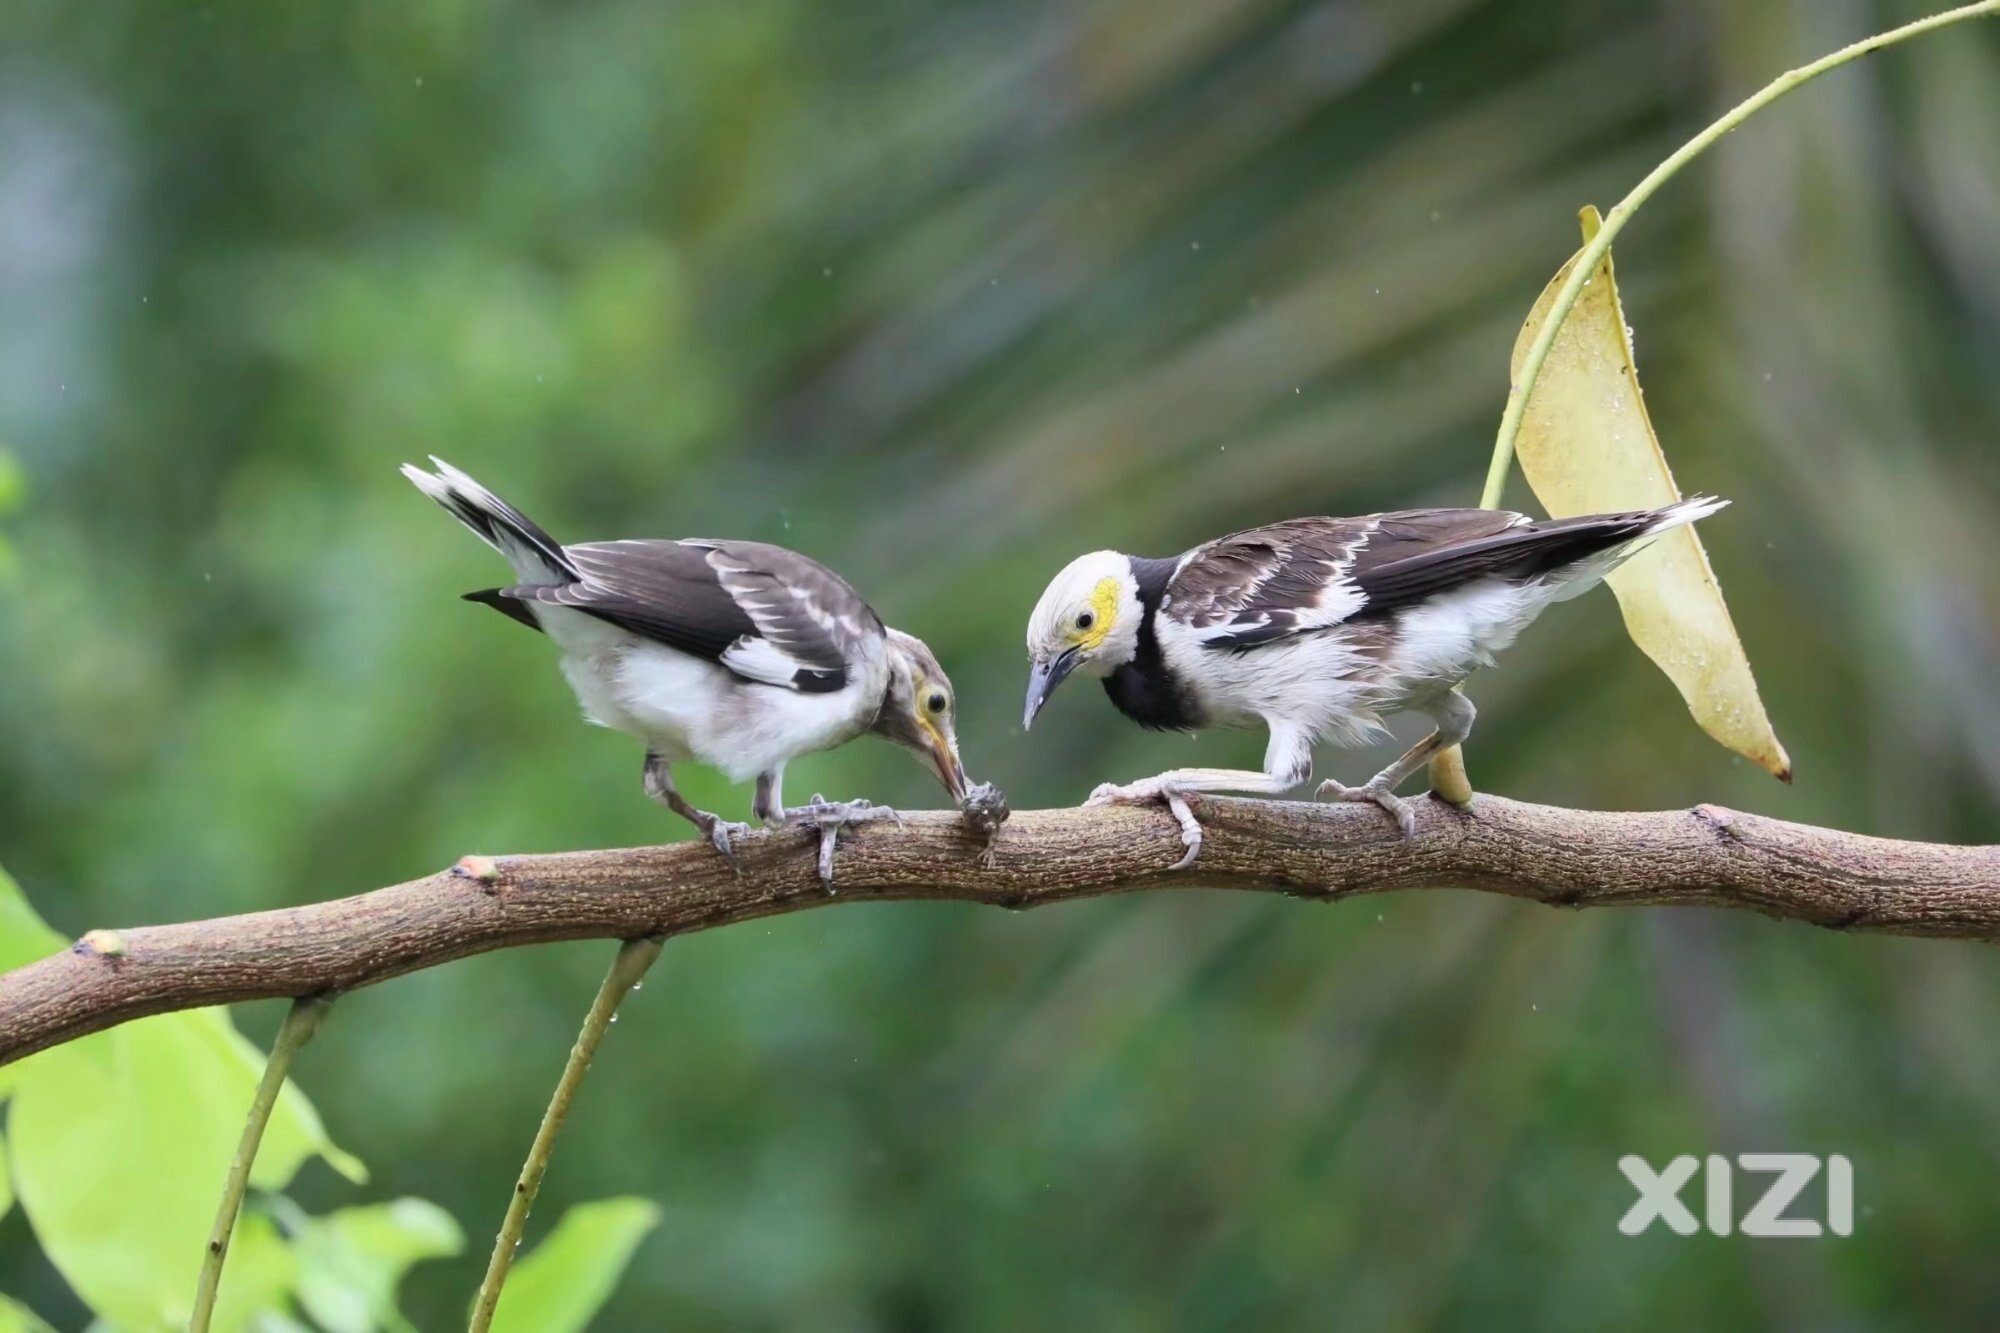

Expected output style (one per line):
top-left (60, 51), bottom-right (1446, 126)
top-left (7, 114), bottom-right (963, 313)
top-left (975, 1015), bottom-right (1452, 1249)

top-left (922, 719), bottom-right (969, 802)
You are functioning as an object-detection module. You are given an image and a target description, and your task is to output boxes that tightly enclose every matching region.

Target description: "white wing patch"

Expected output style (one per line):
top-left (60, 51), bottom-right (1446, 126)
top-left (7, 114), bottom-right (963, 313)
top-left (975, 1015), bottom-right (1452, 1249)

top-left (719, 634), bottom-right (821, 688)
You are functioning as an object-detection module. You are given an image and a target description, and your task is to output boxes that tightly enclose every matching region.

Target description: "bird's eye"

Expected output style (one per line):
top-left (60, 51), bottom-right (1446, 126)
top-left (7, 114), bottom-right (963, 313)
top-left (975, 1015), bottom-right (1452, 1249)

top-left (926, 691), bottom-right (948, 715)
top-left (1075, 610), bottom-right (1096, 631)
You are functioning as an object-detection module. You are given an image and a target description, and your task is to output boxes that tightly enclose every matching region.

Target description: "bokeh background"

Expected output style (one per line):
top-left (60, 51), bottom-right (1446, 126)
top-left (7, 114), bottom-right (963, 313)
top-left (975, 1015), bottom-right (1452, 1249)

top-left (5, 0), bottom-right (2000, 1327)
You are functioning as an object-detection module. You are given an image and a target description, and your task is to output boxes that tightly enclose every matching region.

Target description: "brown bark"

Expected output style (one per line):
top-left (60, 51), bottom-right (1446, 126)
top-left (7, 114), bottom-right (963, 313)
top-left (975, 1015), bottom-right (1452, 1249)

top-left (3, 794), bottom-right (1995, 1066)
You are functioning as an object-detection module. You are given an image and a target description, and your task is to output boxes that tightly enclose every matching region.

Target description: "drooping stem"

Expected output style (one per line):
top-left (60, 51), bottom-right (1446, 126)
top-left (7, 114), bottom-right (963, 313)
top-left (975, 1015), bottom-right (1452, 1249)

top-left (1428, 0), bottom-right (2000, 793)
top-left (1477, 0), bottom-right (1999, 510)
top-left (190, 993), bottom-right (335, 1333)
top-left (467, 935), bottom-right (665, 1333)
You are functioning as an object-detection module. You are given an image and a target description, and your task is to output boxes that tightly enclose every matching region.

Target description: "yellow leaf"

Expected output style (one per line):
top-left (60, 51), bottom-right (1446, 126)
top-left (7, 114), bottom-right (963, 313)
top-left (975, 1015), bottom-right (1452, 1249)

top-left (1510, 206), bottom-right (1790, 782)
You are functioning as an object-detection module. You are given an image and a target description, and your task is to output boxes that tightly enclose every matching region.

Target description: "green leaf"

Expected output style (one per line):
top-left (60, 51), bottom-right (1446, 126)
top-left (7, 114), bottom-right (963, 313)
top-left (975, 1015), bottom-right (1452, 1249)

top-left (0, 1129), bottom-right (12, 1221)
top-left (8, 1017), bottom-right (363, 1329)
top-left (0, 868), bottom-right (77, 1104)
top-left (195, 1008), bottom-right (368, 1190)
top-left (210, 1212), bottom-right (298, 1333)
top-left (0, 867), bottom-right (362, 1184)
top-left (292, 1197), bottom-right (463, 1333)
top-left (2, 864), bottom-right (365, 1329)
top-left (12, 1031), bottom-right (227, 1329)
top-left (245, 1314), bottom-right (318, 1333)
top-left (487, 1199), bottom-right (660, 1333)
top-left (245, 1314), bottom-right (317, 1333)
top-left (0, 867), bottom-right (364, 1184)
top-left (0, 1292), bottom-right (56, 1333)
top-left (0, 867), bottom-right (65, 973)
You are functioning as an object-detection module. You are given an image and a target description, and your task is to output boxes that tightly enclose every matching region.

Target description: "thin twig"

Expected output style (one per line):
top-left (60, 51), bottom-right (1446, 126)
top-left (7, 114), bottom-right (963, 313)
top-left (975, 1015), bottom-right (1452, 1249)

top-left (189, 993), bottom-right (335, 1333)
top-left (466, 936), bottom-right (665, 1333)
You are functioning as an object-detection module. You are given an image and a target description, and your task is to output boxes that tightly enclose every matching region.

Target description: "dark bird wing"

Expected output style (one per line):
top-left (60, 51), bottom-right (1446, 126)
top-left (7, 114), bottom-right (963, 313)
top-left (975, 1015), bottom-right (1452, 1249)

top-left (1345, 507), bottom-right (1660, 617)
top-left (1164, 517), bottom-right (1380, 650)
top-left (1169, 508), bottom-right (1664, 650)
top-left (486, 539), bottom-right (881, 693)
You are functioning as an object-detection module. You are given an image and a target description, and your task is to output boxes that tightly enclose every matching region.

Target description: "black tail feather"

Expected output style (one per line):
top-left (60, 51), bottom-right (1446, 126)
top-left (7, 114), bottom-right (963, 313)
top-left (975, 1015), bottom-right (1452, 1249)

top-left (462, 588), bottom-right (545, 632)
top-left (1353, 499), bottom-right (1723, 617)
top-left (401, 458), bottom-right (578, 583)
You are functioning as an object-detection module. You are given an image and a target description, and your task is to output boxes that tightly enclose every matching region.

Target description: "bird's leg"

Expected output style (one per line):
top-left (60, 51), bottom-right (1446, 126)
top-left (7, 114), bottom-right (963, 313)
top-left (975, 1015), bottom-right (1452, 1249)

top-left (752, 767), bottom-right (787, 828)
top-left (779, 794), bottom-right (904, 891)
top-left (1317, 693), bottom-right (1476, 837)
top-left (753, 766), bottom-right (895, 888)
top-left (643, 752), bottom-right (753, 868)
top-left (1086, 724), bottom-right (1311, 870)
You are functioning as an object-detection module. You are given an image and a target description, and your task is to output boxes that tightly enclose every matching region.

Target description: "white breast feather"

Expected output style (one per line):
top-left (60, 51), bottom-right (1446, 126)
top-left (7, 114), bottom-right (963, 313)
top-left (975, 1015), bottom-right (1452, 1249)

top-left (1156, 618), bottom-right (1389, 749)
top-left (1155, 567), bottom-right (1602, 751)
top-left (528, 604), bottom-right (885, 781)
top-left (1383, 579), bottom-right (1559, 688)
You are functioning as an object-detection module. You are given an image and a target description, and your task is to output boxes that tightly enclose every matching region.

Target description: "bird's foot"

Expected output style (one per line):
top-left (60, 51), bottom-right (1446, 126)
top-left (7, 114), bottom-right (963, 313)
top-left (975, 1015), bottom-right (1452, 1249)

top-left (784, 796), bottom-right (904, 891)
top-left (691, 813), bottom-right (757, 869)
top-left (1315, 776), bottom-right (1417, 838)
top-left (1085, 779), bottom-right (1203, 871)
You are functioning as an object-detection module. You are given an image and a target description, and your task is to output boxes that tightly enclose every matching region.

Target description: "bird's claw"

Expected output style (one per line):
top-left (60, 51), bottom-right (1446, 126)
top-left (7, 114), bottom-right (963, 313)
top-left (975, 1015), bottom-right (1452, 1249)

top-left (784, 796), bottom-right (903, 891)
top-left (699, 817), bottom-right (756, 870)
top-left (1084, 780), bottom-right (1203, 870)
top-left (1315, 777), bottom-right (1417, 838)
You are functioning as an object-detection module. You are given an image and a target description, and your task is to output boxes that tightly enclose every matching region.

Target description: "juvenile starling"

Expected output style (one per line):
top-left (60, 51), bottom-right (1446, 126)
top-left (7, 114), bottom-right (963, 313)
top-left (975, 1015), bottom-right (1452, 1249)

top-left (1023, 499), bottom-right (1727, 863)
top-left (404, 459), bottom-right (967, 881)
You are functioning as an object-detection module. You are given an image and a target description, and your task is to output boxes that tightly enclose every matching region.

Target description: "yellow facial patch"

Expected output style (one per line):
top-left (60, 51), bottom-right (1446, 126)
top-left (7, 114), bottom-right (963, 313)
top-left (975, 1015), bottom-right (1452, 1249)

top-left (1070, 576), bottom-right (1120, 651)
top-left (913, 671), bottom-right (950, 750)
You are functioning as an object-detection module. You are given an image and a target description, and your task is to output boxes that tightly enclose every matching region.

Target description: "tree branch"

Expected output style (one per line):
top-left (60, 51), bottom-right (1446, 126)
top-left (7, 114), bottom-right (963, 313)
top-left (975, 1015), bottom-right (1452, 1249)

top-left (5, 795), bottom-right (1997, 1066)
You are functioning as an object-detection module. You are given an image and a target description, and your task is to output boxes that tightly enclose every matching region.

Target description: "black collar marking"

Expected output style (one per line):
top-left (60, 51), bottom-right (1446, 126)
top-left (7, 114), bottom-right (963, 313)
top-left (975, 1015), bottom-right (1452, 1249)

top-left (1104, 556), bottom-right (1204, 731)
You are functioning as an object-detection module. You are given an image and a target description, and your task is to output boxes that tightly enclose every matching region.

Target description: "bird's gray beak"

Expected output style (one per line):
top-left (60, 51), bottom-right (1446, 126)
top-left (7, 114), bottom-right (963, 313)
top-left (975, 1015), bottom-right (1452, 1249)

top-left (1022, 648), bottom-right (1080, 730)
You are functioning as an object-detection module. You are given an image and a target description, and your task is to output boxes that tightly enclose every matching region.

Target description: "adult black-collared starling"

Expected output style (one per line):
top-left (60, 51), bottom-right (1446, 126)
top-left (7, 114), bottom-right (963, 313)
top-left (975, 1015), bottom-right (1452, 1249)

top-left (1023, 498), bottom-right (1727, 863)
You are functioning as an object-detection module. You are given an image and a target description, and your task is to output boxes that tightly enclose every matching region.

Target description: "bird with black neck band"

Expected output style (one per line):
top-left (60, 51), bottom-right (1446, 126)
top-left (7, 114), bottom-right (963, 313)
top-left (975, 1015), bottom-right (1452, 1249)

top-left (1023, 498), bottom-right (1729, 867)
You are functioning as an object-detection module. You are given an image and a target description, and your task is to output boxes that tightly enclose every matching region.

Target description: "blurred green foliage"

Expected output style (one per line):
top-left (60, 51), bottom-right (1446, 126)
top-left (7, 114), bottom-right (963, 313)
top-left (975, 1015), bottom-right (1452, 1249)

top-left (2, 0), bottom-right (1999, 1328)
top-left (0, 449), bottom-right (20, 578)
top-left (283, 1197), bottom-right (463, 1333)
top-left (0, 1294), bottom-right (53, 1333)
top-left (0, 869), bottom-right (647, 1330)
